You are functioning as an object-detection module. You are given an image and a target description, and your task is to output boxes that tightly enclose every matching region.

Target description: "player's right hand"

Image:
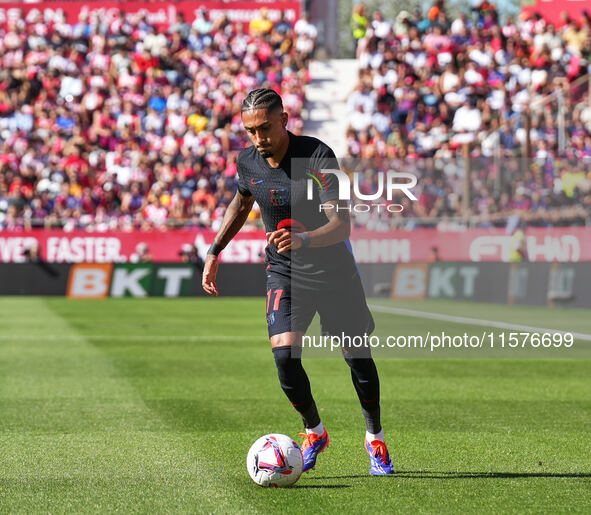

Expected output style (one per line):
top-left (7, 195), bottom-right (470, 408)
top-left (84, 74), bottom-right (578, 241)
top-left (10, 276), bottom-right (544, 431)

top-left (202, 255), bottom-right (219, 296)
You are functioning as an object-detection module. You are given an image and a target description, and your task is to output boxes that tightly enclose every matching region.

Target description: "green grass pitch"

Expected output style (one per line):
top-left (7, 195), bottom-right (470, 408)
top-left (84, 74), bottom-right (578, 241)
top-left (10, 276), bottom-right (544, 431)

top-left (0, 297), bottom-right (590, 513)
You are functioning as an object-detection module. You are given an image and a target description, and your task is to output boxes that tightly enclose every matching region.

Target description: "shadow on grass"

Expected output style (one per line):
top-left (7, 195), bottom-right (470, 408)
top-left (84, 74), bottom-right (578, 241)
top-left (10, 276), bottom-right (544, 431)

top-left (294, 484), bottom-right (351, 489)
top-left (310, 471), bottom-right (591, 480)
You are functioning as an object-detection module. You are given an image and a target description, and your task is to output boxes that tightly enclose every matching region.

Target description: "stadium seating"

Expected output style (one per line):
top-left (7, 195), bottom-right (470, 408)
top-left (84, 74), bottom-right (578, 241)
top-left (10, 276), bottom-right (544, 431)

top-left (1, 2), bottom-right (589, 231)
top-left (0, 7), bottom-right (312, 231)
top-left (346, 4), bottom-right (591, 228)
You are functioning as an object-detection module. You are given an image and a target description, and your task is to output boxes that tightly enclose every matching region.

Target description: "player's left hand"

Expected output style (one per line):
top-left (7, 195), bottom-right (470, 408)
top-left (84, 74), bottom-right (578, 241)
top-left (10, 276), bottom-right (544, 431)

top-left (267, 229), bottom-right (303, 254)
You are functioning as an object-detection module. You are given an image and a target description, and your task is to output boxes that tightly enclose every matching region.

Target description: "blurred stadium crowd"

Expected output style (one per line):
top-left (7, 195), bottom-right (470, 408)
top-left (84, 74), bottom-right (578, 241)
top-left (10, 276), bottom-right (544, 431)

top-left (347, 1), bottom-right (591, 229)
top-left (0, 6), bottom-right (316, 231)
top-left (0, 1), bottom-right (590, 232)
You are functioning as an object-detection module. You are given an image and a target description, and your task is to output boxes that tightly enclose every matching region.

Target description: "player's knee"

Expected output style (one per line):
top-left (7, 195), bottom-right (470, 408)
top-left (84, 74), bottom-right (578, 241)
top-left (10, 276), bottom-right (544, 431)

top-left (270, 332), bottom-right (295, 348)
top-left (272, 345), bottom-right (298, 368)
top-left (272, 344), bottom-right (291, 358)
top-left (341, 341), bottom-right (373, 360)
top-left (343, 349), bottom-right (377, 372)
top-left (270, 332), bottom-right (304, 357)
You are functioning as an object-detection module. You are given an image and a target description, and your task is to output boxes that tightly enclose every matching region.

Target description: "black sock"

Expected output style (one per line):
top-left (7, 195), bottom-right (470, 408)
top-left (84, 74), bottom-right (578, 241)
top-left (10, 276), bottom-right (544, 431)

top-left (272, 345), bottom-right (320, 429)
top-left (343, 353), bottom-right (381, 434)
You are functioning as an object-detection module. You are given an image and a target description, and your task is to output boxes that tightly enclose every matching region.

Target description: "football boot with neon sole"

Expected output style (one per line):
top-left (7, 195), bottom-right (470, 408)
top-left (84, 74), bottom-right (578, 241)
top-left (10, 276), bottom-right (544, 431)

top-left (365, 439), bottom-right (394, 475)
top-left (299, 429), bottom-right (329, 471)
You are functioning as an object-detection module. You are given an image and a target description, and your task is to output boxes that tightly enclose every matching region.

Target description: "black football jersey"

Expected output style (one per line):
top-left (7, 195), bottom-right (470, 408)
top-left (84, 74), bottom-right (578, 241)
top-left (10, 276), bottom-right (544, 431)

top-left (236, 132), bottom-right (358, 284)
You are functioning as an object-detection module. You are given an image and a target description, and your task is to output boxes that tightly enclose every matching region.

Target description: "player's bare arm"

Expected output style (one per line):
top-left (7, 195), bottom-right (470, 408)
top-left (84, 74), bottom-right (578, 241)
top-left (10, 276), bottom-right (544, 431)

top-left (202, 190), bottom-right (255, 296)
top-left (268, 200), bottom-right (350, 254)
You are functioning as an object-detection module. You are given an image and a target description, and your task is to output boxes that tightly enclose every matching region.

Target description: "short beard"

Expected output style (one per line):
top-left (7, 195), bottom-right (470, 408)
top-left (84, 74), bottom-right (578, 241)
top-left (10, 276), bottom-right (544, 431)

top-left (258, 149), bottom-right (273, 158)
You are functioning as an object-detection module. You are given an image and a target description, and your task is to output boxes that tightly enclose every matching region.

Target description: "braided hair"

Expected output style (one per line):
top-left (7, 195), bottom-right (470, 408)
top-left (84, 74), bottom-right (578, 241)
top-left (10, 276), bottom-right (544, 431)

top-left (241, 88), bottom-right (283, 113)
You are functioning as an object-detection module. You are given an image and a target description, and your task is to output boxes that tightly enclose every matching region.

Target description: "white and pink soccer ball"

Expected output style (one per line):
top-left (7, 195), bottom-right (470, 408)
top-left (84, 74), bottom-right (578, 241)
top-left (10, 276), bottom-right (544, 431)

top-left (246, 434), bottom-right (303, 487)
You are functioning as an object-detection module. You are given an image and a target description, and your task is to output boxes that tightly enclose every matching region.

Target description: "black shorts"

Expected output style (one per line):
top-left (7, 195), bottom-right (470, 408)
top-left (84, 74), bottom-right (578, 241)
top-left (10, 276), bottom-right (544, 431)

top-left (265, 269), bottom-right (375, 339)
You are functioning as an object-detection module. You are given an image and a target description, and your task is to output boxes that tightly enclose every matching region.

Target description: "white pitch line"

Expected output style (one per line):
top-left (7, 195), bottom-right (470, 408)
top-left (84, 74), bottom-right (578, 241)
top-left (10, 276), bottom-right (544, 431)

top-left (368, 304), bottom-right (591, 342)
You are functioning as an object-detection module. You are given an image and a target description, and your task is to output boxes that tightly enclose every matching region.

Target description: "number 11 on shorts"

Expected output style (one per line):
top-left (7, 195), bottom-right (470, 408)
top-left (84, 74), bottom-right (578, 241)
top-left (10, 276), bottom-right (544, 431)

top-left (267, 289), bottom-right (283, 313)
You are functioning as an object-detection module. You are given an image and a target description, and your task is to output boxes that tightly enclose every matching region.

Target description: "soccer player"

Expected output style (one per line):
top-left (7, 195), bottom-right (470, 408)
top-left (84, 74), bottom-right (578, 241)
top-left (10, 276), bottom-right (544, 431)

top-left (202, 88), bottom-right (393, 475)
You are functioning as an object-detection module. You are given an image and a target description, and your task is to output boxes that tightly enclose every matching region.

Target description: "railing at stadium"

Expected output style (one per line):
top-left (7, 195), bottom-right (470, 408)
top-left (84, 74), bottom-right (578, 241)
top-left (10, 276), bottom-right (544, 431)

top-left (526, 73), bottom-right (591, 157)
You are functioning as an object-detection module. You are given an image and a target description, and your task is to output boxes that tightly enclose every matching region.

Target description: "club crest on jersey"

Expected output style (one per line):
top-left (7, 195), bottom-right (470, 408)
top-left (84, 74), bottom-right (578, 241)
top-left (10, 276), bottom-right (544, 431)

top-left (270, 188), bottom-right (288, 206)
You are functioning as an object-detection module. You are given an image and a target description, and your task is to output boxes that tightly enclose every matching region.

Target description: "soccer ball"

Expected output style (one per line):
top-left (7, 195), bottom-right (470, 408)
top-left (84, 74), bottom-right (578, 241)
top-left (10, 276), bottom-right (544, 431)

top-left (246, 434), bottom-right (303, 487)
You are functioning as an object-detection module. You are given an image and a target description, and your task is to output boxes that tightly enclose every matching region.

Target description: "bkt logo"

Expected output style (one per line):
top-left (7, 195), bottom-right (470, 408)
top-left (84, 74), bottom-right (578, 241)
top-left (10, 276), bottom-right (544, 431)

top-left (306, 169), bottom-right (417, 213)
